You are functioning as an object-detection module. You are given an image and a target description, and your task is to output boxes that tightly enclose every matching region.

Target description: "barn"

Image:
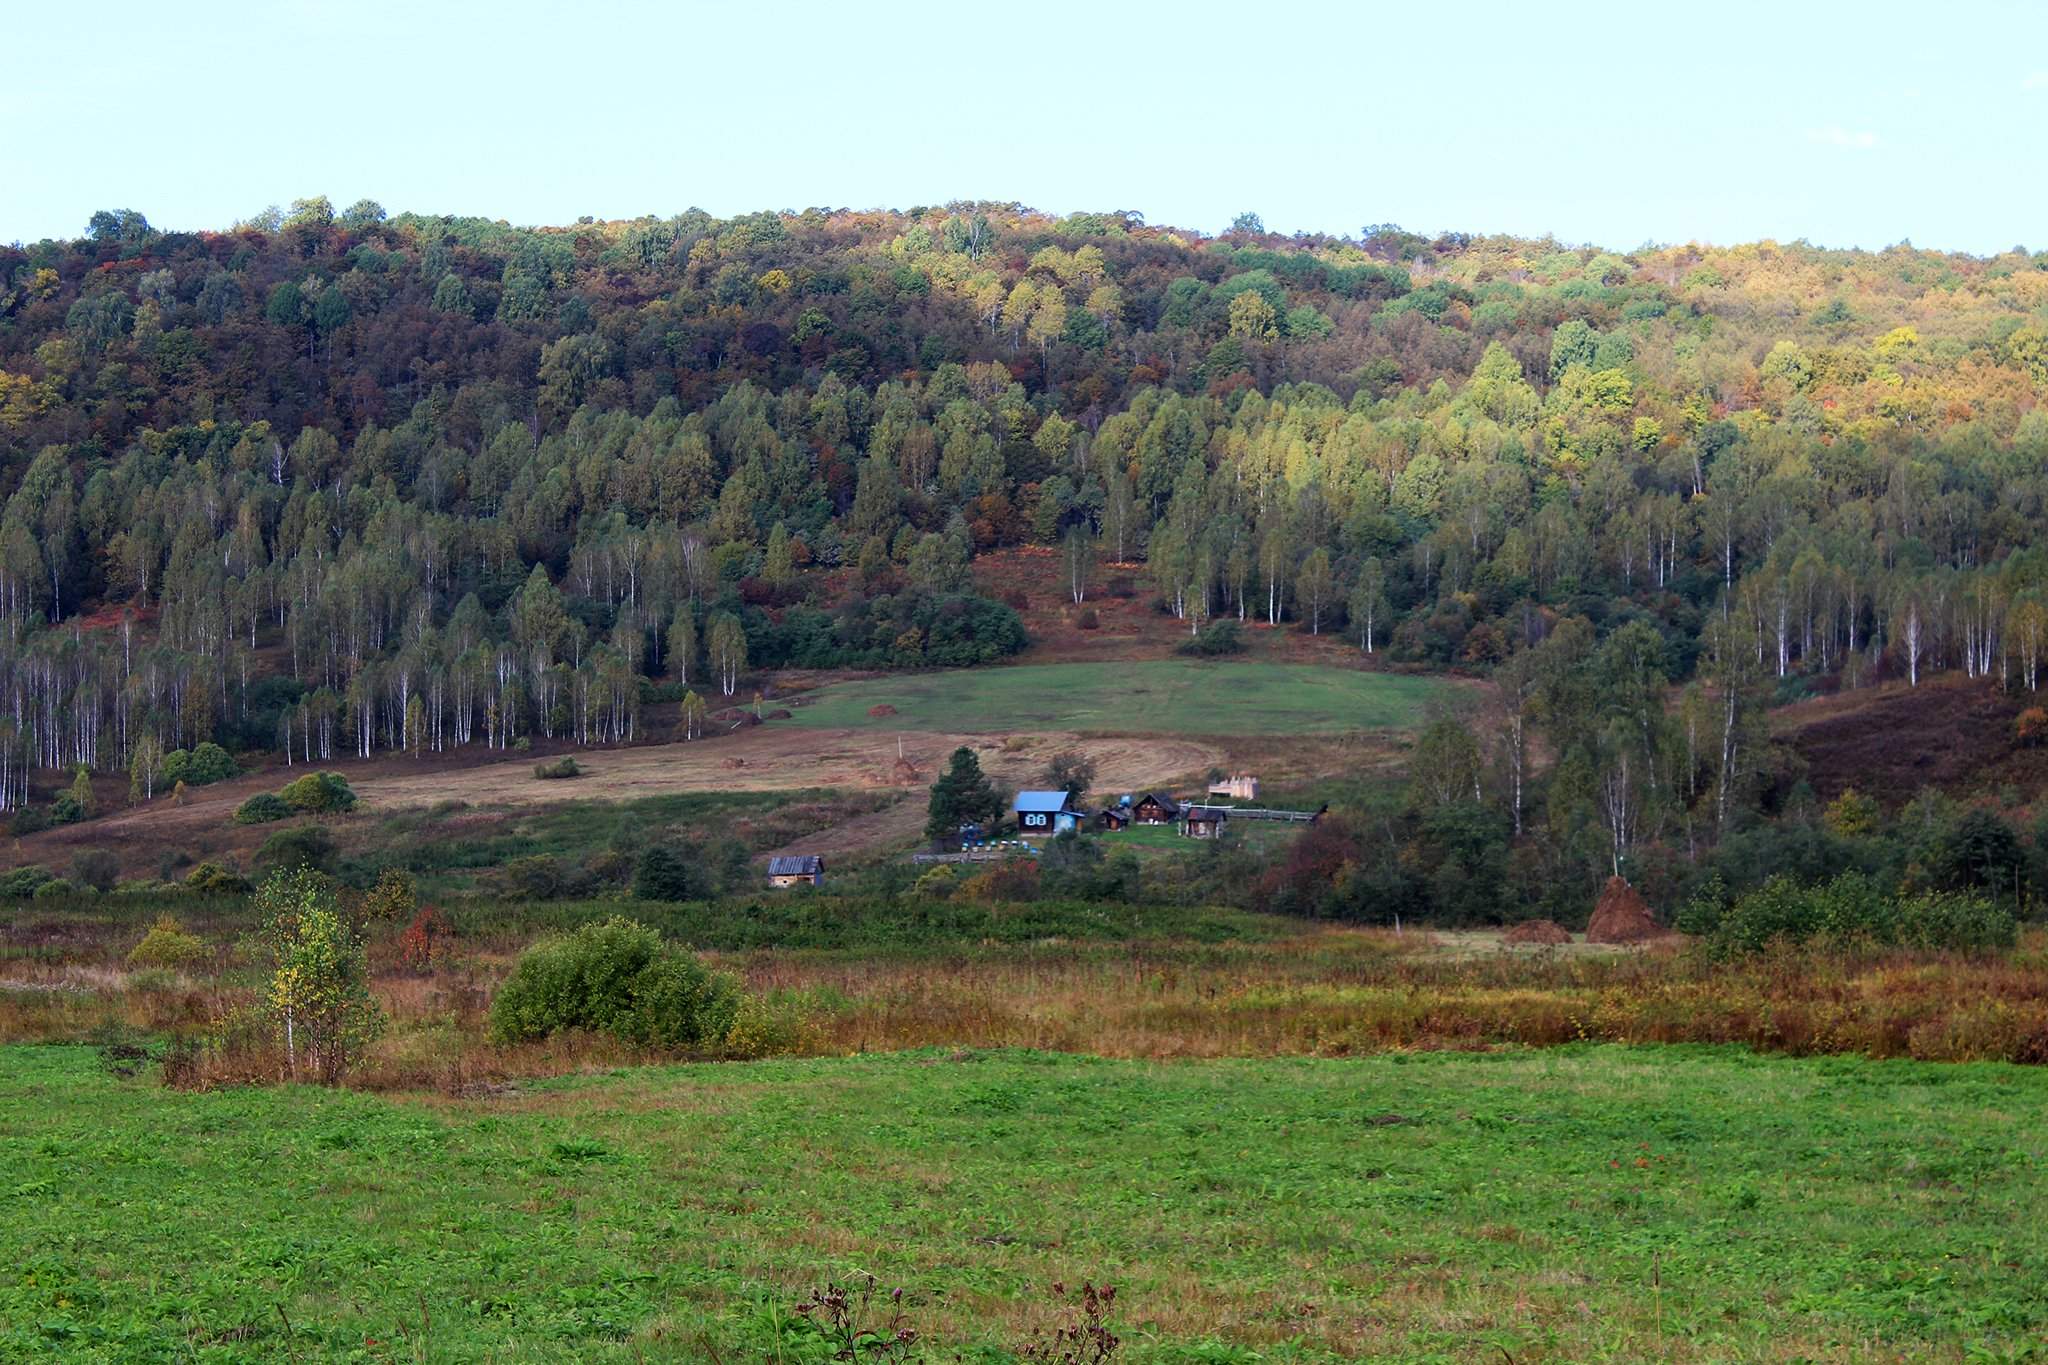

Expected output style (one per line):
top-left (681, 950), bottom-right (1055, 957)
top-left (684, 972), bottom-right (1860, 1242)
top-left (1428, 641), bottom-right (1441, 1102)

top-left (766, 854), bottom-right (824, 887)
top-left (1131, 793), bottom-right (1181, 825)
top-left (1013, 790), bottom-right (1085, 836)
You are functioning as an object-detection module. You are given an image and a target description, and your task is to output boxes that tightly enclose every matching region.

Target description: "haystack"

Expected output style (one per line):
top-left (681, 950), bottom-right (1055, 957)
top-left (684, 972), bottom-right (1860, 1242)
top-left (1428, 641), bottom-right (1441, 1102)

top-left (1504, 918), bottom-right (1571, 946)
top-left (867, 703), bottom-right (898, 718)
top-left (1585, 876), bottom-right (1671, 944)
top-left (889, 757), bottom-right (924, 784)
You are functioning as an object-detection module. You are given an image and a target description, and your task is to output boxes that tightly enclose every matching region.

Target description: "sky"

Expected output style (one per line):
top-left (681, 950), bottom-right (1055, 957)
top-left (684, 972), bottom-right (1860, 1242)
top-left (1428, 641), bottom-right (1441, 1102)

top-left (8, 0), bottom-right (2047, 255)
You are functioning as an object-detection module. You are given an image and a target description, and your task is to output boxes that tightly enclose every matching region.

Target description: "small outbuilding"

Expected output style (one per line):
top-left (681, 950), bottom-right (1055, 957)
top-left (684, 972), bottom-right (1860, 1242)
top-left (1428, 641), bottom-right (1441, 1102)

top-left (1014, 790), bottom-right (1086, 836)
top-left (766, 854), bottom-right (825, 888)
top-left (1131, 792), bottom-right (1181, 825)
top-left (1097, 805), bottom-right (1132, 832)
top-left (1207, 773), bottom-right (1260, 801)
top-left (1182, 805), bottom-right (1229, 839)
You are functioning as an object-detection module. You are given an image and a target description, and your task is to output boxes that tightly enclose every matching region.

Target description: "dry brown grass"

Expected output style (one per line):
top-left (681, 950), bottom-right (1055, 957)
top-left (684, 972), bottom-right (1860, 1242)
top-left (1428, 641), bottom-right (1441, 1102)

top-left (15, 924), bottom-right (2047, 1094)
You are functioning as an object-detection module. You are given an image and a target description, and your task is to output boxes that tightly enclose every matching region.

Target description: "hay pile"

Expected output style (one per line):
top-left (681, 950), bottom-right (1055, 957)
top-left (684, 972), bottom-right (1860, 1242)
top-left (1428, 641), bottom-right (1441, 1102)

top-left (890, 757), bottom-right (924, 784)
top-left (1585, 876), bottom-right (1672, 944)
top-left (1503, 918), bottom-right (1571, 946)
top-left (867, 703), bottom-right (898, 718)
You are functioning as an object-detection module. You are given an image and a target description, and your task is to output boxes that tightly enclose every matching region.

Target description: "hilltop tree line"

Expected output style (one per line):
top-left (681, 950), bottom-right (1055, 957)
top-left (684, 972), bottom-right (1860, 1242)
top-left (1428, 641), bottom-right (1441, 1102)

top-left (5, 197), bottom-right (2048, 815)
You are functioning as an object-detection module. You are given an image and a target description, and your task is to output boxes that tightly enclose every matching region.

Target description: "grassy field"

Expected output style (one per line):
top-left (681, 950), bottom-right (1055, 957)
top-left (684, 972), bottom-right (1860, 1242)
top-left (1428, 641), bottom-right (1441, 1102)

top-left (6, 1043), bottom-right (2045, 1363)
top-left (784, 660), bottom-right (1448, 736)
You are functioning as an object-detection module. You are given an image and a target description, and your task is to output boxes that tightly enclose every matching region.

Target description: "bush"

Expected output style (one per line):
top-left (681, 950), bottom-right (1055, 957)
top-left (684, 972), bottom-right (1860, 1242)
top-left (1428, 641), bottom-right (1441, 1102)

top-left (0, 866), bottom-right (54, 898)
top-left (1076, 606), bottom-right (1099, 630)
top-left (257, 825), bottom-right (338, 874)
top-left (361, 867), bottom-right (418, 921)
top-left (1713, 872), bottom-right (2017, 956)
top-left (1178, 619), bottom-right (1246, 657)
top-left (49, 795), bottom-right (85, 825)
top-left (128, 915), bottom-right (207, 970)
top-left (233, 792), bottom-right (293, 825)
top-left (489, 917), bottom-right (743, 1050)
top-left (501, 854), bottom-right (568, 900)
top-left (161, 742), bottom-right (239, 788)
top-left (185, 862), bottom-right (253, 895)
top-left (634, 845), bottom-right (711, 901)
top-left (533, 756), bottom-right (582, 780)
top-left (9, 806), bottom-right (49, 836)
top-left (280, 770), bottom-right (357, 813)
top-left (31, 878), bottom-right (74, 900)
top-left (72, 850), bottom-right (119, 893)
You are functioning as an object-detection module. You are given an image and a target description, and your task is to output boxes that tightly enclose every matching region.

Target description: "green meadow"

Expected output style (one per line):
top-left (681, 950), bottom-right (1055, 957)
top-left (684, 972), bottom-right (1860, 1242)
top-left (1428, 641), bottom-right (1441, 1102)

top-left (783, 660), bottom-right (1447, 736)
top-left (6, 1043), bottom-right (2045, 1362)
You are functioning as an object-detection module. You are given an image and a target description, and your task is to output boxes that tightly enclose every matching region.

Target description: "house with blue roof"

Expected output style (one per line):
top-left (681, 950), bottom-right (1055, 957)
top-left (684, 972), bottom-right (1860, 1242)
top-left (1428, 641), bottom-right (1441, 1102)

top-left (1012, 789), bottom-right (1085, 836)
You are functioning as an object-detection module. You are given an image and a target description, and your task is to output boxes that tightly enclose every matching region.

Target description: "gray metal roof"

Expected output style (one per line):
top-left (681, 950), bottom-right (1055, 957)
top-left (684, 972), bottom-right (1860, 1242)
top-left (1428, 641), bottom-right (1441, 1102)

top-left (767, 855), bottom-right (823, 876)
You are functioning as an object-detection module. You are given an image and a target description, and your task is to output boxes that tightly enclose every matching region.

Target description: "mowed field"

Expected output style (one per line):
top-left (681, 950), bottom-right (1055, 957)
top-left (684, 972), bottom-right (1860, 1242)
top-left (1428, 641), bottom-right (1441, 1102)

top-left (6, 1044), bottom-right (2045, 1363)
top-left (785, 660), bottom-right (1449, 735)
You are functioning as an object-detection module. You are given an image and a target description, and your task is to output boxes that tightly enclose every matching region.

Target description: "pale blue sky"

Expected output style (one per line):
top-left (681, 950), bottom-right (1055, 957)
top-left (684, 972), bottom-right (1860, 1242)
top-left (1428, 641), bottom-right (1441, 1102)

top-left (9, 0), bottom-right (2046, 253)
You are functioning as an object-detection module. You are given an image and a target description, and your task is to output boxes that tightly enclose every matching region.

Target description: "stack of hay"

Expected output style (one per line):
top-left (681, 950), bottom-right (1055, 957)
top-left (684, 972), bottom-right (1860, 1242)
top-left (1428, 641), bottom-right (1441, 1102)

top-left (1584, 876), bottom-right (1674, 944)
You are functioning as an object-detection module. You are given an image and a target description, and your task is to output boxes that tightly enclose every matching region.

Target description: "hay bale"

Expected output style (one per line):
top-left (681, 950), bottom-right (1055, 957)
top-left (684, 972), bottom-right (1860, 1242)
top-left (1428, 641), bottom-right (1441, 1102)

top-left (890, 758), bottom-right (923, 784)
top-left (1504, 918), bottom-right (1571, 946)
top-left (867, 703), bottom-right (898, 718)
top-left (1584, 876), bottom-right (1672, 944)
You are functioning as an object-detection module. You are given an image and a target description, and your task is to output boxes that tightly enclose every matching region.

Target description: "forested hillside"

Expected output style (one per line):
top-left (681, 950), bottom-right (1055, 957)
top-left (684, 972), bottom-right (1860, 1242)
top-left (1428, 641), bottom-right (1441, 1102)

top-left (4, 198), bottom-right (2048, 829)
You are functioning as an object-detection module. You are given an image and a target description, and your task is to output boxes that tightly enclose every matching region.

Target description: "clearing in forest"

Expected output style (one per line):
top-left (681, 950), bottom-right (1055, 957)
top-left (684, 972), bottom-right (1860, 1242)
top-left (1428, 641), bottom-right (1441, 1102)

top-left (783, 659), bottom-right (1448, 736)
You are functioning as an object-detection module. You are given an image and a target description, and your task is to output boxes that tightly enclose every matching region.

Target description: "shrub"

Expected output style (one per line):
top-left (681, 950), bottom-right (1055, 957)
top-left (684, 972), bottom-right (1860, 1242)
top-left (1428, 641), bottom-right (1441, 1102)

top-left (280, 770), bottom-right (357, 813)
top-left (634, 845), bottom-right (711, 901)
top-left (257, 824), bottom-right (338, 874)
top-left (1075, 606), bottom-right (1099, 630)
top-left (161, 742), bottom-right (239, 788)
top-left (500, 854), bottom-right (567, 900)
top-left (72, 850), bottom-right (119, 893)
top-left (1713, 872), bottom-right (2017, 956)
top-left (396, 904), bottom-right (449, 973)
top-left (185, 861), bottom-right (253, 895)
top-left (233, 792), bottom-right (293, 825)
top-left (9, 806), bottom-right (50, 836)
top-left (1178, 619), bottom-right (1246, 657)
top-left (0, 866), bottom-right (54, 898)
top-left (31, 878), bottom-right (74, 900)
top-left (2019, 707), bottom-right (2048, 747)
top-left (489, 917), bottom-right (743, 1050)
top-left (128, 915), bottom-right (207, 971)
top-left (360, 867), bottom-right (418, 921)
top-left (49, 795), bottom-right (85, 825)
top-left (533, 756), bottom-right (582, 780)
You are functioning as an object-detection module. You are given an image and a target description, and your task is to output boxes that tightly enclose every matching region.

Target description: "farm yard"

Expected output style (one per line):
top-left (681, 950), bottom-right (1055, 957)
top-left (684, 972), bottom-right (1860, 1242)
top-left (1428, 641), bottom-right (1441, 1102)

top-left (6, 1042), bottom-right (2046, 1363)
top-left (782, 660), bottom-right (1451, 736)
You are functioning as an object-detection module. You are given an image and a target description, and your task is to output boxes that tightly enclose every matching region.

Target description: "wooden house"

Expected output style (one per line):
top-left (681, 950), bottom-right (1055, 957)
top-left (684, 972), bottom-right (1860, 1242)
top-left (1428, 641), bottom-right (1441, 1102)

top-left (1097, 805), bottom-right (1131, 831)
top-left (1182, 805), bottom-right (1229, 840)
top-left (1013, 790), bottom-right (1085, 836)
top-left (766, 854), bottom-right (824, 887)
top-left (1131, 792), bottom-right (1181, 825)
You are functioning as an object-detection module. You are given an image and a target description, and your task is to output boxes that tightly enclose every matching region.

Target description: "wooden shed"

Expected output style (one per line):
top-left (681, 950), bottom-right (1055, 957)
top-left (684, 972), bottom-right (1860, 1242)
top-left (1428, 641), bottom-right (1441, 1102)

top-left (1131, 792), bottom-right (1181, 825)
top-left (1182, 805), bottom-right (1229, 840)
top-left (766, 854), bottom-right (824, 888)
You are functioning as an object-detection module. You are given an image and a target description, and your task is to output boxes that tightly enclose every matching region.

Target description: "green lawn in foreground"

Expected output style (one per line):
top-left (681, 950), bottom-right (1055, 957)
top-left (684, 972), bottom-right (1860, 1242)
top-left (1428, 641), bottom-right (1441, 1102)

top-left (784, 659), bottom-right (1445, 735)
top-left (5, 1044), bottom-right (2046, 1362)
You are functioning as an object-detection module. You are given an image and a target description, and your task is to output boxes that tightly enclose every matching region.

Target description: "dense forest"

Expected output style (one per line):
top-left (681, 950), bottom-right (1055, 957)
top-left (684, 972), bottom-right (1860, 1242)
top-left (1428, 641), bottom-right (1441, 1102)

top-left (5, 197), bottom-right (2048, 876)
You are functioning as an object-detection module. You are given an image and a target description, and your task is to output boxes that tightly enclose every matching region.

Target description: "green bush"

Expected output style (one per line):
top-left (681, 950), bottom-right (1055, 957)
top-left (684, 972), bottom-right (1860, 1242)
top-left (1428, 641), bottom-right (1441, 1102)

top-left (501, 855), bottom-right (568, 900)
top-left (488, 917), bottom-right (742, 1050)
top-left (533, 756), bottom-right (582, 780)
top-left (49, 795), bottom-right (85, 825)
top-left (128, 915), bottom-right (207, 970)
top-left (1178, 619), bottom-right (1246, 657)
top-left (280, 770), bottom-right (357, 813)
top-left (257, 825), bottom-right (338, 874)
top-left (233, 792), bottom-right (293, 825)
top-left (71, 850), bottom-right (119, 894)
top-left (31, 878), bottom-right (74, 900)
top-left (1713, 873), bottom-right (2016, 956)
top-left (161, 742), bottom-right (239, 789)
top-left (0, 866), bottom-right (55, 898)
top-left (633, 845), bottom-right (710, 902)
top-left (185, 862), bottom-right (253, 895)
